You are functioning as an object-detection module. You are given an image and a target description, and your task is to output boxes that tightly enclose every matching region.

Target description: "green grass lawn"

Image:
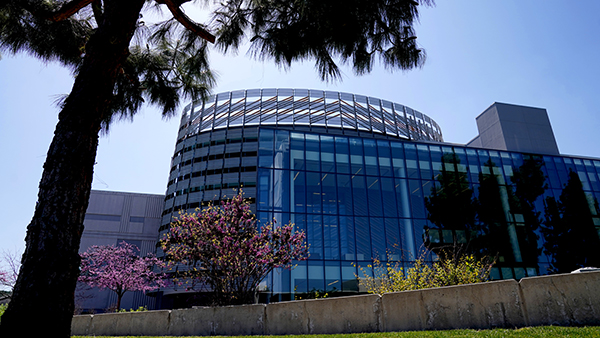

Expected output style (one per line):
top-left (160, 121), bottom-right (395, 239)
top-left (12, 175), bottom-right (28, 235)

top-left (72, 325), bottom-right (600, 338)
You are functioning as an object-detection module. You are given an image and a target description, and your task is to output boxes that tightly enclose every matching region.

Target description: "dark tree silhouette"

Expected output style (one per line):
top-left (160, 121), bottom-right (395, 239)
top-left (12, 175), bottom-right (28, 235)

top-left (425, 153), bottom-right (477, 258)
top-left (542, 170), bottom-right (600, 273)
top-left (0, 0), bottom-right (433, 335)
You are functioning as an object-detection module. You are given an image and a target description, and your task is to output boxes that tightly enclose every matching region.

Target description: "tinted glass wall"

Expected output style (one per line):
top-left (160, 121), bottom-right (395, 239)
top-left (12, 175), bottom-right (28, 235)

top-left (257, 128), bottom-right (600, 298)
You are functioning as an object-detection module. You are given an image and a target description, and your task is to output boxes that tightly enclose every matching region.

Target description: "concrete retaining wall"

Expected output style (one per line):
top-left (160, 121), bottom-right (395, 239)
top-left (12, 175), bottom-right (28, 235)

top-left (71, 271), bottom-right (600, 336)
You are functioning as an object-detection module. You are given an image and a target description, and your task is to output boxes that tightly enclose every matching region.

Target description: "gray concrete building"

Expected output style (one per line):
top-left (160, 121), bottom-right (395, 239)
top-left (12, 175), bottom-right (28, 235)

top-left (467, 102), bottom-right (560, 155)
top-left (76, 190), bottom-right (164, 313)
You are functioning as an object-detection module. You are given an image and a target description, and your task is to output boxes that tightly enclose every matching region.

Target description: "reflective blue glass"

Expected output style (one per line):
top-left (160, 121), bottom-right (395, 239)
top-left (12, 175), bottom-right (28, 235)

top-left (258, 169), bottom-right (272, 210)
top-left (339, 216), bottom-right (356, 261)
top-left (291, 171), bottom-right (306, 213)
top-left (337, 174), bottom-right (353, 215)
top-left (366, 176), bottom-right (383, 217)
top-left (381, 177), bottom-right (398, 218)
top-left (308, 261), bottom-right (325, 291)
top-left (370, 217), bottom-right (386, 260)
top-left (349, 138), bottom-right (364, 175)
top-left (308, 214), bottom-right (323, 259)
top-left (409, 179), bottom-right (426, 218)
top-left (274, 130), bottom-right (290, 169)
top-left (335, 136), bottom-right (350, 174)
top-left (272, 169), bottom-right (290, 212)
top-left (364, 139), bottom-right (379, 176)
top-left (322, 173), bottom-right (337, 215)
top-left (259, 129), bottom-right (275, 168)
top-left (325, 261), bottom-right (341, 291)
top-left (323, 215), bottom-right (340, 260)
top-left (306, 172), bottom-right (322, 214)
top-left (320, 135), bottom-right (335, 173)
top-left (355, 217), bottom-right (371, 261)
top-left (351, 175), bottom-right (368, 216)
top-left (341, 261), bottom-right (358, 291)
top-left (391, 142), bottom-right (406, 178)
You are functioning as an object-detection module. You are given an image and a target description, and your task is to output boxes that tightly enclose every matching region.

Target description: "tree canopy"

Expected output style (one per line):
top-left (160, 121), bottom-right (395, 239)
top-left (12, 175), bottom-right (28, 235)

top-left (161, 190), bottom-right (308, 305)
top-left (79, 241), bottom-right (166, 311)
top-left (0, 0), bottom-right (433, 336)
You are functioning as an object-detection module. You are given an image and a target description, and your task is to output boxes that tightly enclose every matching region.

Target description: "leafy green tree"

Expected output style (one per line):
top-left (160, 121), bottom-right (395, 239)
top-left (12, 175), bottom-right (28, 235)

top-left (0, 0), bottom-right (432, 335)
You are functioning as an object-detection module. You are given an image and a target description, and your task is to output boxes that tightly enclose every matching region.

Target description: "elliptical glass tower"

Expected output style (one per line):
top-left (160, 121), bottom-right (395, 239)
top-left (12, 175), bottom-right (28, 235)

top-left (160, 89), bottom-right (600, 302)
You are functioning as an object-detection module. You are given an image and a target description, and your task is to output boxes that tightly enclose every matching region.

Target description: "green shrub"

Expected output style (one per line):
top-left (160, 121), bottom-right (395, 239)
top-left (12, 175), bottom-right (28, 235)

top-left (0, 303), bottom-right (7, 322)
top-left (358, 251), bottom-right (495, 294)
top-left (117, 305), bottom-right (148, 313)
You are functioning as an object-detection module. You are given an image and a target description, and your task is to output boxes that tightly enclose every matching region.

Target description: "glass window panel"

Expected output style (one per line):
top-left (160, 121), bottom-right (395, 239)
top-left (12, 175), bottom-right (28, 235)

top-left (336, 153), bottom-right (350, 174)
top-left (335, 137), bottom-right (350, 174)
top-left (259, 128), bottom-right (274, 168)
top-left (341, 261), bottom-right (358, 292)
top-left (501, 267), bottom-right (514, 279)
top-left (352, 175), bottom-right (368, 216)
top-left (385, 218), bottom-right (402, 259)
top-left (337, 174), bottom-right (353, 215)
top-left (393, 158), bottom-right (407, 178)
top-left (370, 218), bottom-right (386, 260)
top-left (323, 215), bottom-right (340, 260)
top-left (379, 157), bottom-right (392, 177)
top-left (321, 152), bottom-right (335, 173)
top-left (308, 261), bottom-right (325, 292)
top-left (321, 135), bottom-right (335, 173)
top-left (339, 216), bottom-right (356, 260)
top-left (400, 219), bottom-right (416, 260)
top-left (420, 160), bottom-right (432, 179)
top-left (381, 177), bottom-right (398, 218)
top-left (409, 179), bottom-right (426, 218)
top-left (355, 217), bottom-right (371, 261)
top-left (274, 130), bottom-right (290, 169)
top-left (406, 159), bottom-right (420, 179)
top-left (395, 179), bottom-right (411, 218)
top-left (365, 155), bottom-right (379, 176)
top-left (367, 177), bottom-right (383, 217)
top-left (325, 261), bottom-right (341, 292)
top-left (291, 261), bottom-right (307, 293)
top-left (306, 150), bottom-right (320, 172)
top-left (306, 172), bottom-right (322, 214)
top-left (258, 169), bottom-right (272, 210)
top-left (322, 173), bottom-right (337, 215)
top-left (350, 155), bottom-right (364, 176)
top-left (273, 169), bottom-right (290, 212)
top-left (308, 214), bottom-right (323, 259)
top-left (290, 149), bottom-right (305, 170)
top-left (291, 171), bottom-right (306, 213)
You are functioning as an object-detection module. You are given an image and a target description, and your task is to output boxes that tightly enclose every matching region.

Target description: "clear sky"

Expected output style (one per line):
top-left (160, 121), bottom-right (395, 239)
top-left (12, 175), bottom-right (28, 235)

top-left (1, 1), bottom-right (600, 255)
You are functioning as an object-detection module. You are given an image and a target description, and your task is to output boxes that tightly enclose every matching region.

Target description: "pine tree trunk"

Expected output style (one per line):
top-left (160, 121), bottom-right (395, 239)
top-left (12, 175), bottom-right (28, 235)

top-left (0, 1), bottom-right (145, 336)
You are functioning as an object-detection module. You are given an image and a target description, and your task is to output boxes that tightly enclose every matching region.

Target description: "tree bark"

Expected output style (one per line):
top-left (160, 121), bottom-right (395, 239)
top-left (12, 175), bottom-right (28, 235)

top-left (0, 1), bottom-right (145, 336)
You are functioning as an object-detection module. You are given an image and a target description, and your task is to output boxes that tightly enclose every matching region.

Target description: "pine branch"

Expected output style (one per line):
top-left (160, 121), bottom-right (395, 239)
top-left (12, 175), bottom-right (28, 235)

top-left (156, 0), bottom-right (215, 43)
top-left (23, 0), bottom-right (95, 22)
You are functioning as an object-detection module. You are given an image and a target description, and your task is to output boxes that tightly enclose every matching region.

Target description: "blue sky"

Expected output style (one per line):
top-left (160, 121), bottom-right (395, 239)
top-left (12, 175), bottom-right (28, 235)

top-left (1, 1), bottom-right (600, 254)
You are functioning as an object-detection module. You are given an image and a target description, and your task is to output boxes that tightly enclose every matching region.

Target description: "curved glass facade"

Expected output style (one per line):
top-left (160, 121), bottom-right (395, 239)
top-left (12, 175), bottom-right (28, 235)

top-left (160, 89), bottom-right (600, 303)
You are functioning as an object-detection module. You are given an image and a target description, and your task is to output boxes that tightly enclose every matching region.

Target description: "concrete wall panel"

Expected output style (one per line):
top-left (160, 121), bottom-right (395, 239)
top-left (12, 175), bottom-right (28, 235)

top-left (70, 314), bottom-right (92, 335)
top-left (304, 294), bottom-right (381, 334)
top-left (265, 299), bottom-right (308, 335)
top-left (419, 280), bottom-right (526, 330)
top-left (520, 271), bottom-right (600, 326)
top-left (169, 304), bottom-right (266, 336)
top-left (382, 289), bottom-right (426, 331)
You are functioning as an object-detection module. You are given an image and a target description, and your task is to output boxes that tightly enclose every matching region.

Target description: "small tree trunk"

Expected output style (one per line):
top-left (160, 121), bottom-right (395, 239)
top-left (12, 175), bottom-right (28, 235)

top-left (0, 1), bottom-right (145, 336)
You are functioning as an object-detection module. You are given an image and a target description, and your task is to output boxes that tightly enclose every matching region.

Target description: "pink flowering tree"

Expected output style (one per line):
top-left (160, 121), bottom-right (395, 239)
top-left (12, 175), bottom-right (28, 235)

top-left (161, 191), bottom-right (308, 305)
top-left (78, 242), bottom-right (166, 311)
top-left (0, 250), bottom-right (20, 294)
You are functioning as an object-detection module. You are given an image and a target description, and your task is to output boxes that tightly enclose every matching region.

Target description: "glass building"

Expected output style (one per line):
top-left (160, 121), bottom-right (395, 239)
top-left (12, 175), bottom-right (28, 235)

top-left (159, 89), bottom-right (600, 302)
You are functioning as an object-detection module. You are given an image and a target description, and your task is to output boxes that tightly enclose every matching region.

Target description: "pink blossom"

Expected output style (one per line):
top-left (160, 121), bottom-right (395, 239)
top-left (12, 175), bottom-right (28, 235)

top-left (79, 241), bottom-right (166, 310)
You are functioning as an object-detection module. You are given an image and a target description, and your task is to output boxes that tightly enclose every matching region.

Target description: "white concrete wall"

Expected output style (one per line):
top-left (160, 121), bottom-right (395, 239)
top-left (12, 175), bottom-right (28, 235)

top-left (72, 271), bottom-right (600, 336)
